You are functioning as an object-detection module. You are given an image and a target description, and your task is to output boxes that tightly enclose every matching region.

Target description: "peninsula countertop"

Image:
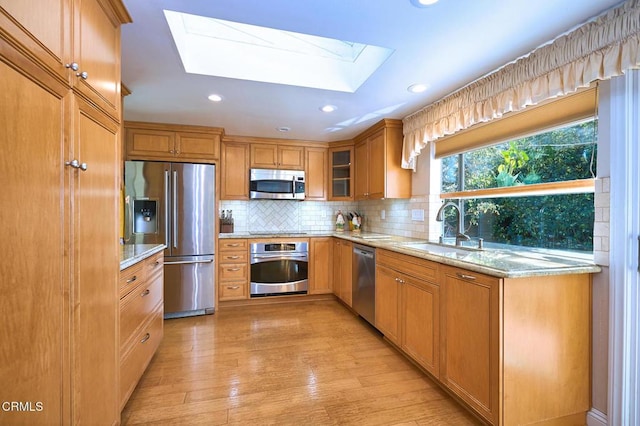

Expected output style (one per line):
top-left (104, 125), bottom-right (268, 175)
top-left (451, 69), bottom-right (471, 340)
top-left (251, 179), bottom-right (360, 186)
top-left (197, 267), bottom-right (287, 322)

top-left (219, 231), bottom-right (601, 278)
top-left (120, 244), bottom-right (166, 270)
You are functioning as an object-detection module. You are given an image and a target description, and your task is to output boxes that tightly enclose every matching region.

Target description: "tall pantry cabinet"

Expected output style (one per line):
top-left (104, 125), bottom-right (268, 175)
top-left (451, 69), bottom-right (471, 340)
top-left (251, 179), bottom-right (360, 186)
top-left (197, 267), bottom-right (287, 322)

top-left (0, 1), bottom-right (130, 425)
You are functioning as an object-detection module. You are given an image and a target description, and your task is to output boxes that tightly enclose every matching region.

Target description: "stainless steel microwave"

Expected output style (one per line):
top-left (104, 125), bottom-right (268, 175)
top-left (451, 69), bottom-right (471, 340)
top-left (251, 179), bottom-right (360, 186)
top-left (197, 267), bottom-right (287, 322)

top-left (249, 168), bottom-right (305, 200)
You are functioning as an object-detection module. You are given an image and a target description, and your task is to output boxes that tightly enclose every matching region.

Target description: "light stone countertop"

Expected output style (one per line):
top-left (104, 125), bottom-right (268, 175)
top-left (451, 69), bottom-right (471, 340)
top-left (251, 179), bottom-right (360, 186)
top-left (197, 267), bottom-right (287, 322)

top-left (219, 231), bottom-right (601, 278)
top-left (120, 244), bottom-right (166, 270)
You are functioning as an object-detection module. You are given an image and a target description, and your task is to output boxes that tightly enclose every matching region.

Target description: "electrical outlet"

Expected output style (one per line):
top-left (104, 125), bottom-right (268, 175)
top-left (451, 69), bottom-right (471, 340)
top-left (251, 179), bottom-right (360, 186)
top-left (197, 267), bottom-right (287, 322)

top-left (381, 209), bottom-right (385, 220)
top-left (411, 209), bottom-right (425, 221)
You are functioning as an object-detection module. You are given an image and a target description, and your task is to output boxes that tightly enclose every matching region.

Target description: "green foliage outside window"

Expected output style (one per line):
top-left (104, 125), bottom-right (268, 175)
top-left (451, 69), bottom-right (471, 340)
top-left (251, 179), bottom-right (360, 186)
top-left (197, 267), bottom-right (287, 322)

top-left (440, 120), bottom-right (597, 252)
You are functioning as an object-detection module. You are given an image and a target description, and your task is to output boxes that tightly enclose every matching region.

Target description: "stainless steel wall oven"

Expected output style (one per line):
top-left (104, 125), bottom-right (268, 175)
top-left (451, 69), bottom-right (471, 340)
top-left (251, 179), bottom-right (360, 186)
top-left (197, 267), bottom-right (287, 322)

top-left (250, 241), bottom-right (308, 296)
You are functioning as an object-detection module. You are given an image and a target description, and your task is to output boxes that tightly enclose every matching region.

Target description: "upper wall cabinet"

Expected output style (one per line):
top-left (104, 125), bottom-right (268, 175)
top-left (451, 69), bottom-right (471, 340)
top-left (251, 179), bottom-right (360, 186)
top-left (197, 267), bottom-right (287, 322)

top-left (0, 0), bottom-right (130, 122)
top-left (305, 147), bottom-right (328, 200)
top-left (221, 141), bottom-right (250, 200)
top-left (329, 145), bottom-right (354, 201)
top-left (354, 119), bottom-right (411, 200)
top-left (125, 121), bottom-right (222, 163)
top-left (250, 143), bottom-right (305, 170)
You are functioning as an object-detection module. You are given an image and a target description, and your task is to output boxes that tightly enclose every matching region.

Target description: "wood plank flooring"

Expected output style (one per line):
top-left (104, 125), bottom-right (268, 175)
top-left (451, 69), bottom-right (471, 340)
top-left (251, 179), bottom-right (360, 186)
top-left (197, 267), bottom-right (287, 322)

top-left (121, 300), bottom-right (481, 425)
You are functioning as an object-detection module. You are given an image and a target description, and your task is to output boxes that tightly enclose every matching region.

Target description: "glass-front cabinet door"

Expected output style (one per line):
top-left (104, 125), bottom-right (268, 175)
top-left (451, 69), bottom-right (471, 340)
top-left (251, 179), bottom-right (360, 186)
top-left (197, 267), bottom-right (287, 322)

top-left (329, 146), bottom-right (354, 200)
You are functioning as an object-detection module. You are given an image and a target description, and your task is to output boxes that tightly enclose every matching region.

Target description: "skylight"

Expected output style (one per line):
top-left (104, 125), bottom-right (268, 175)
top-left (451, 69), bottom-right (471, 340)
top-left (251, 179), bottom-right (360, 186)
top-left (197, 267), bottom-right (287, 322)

top-left (164, 10), bottom-right (394, 93)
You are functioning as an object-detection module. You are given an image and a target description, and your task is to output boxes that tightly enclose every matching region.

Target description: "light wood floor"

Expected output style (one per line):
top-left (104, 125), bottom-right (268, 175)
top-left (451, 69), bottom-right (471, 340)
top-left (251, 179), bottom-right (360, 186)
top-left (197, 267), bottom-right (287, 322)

top-left (121, 300), bottom-right (481, 425)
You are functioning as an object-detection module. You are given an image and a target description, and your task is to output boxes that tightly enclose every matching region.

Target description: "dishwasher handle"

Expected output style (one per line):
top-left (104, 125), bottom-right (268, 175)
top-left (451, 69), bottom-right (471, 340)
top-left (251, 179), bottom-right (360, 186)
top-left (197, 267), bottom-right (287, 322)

top-left (353, 247), bottom-right (375, 258)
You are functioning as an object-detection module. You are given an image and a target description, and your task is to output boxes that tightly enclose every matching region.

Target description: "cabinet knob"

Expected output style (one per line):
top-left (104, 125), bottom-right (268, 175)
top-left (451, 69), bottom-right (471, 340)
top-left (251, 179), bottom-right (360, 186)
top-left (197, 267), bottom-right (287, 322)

top-left (65, 62), bottom-right (79, 71)
top-left (65, 159), bottom-right (88, 171)
top-left (76, 71), bottom-right (88, 80)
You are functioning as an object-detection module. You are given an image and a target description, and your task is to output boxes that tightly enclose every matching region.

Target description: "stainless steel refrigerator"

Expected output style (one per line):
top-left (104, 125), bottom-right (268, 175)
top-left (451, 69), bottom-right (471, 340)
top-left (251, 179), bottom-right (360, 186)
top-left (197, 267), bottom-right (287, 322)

top-left (124, 161), bottom-right (215, 318)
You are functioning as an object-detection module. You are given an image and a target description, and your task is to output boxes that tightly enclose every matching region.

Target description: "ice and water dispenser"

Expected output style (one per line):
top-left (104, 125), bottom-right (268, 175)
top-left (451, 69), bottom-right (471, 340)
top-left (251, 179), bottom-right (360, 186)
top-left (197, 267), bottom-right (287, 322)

top-left (133, 199), bottom-right (158, 234)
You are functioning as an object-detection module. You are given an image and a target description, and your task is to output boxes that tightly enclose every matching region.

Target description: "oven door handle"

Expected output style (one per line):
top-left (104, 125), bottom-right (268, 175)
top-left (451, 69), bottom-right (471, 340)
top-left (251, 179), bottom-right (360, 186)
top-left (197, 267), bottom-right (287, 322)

top-left (251, 255), bottom-right (308, 261)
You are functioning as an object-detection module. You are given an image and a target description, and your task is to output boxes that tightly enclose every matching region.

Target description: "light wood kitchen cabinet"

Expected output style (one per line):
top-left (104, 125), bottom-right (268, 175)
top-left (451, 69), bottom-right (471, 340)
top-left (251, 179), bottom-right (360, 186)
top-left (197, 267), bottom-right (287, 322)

top-left (305, 147), bottom-right (328, 200)
top-left (218, 239), bottom-right (249, 301)
top-left (125, 121), bottom-right (222, 163)
top-left (119, 252), bottom-right (164, 410)
top-left (332, 239), bottom-right (353, 306)
top-left (376, 249), bottom-right (439, 376)
top-left (354, 119), bottom-right (411, 200)
top-left (329, 145), bottom-right (354, 200)
top-left (0, 2), bottom-right (129, 424)
top-left (309, 238), bottom-right (333, 294)
top-left (251, 143), bottom-right (305, 170)
top-left (221, 141), bottom-right (250, 200)
top-left (440, 265), bottom-right (591, 425)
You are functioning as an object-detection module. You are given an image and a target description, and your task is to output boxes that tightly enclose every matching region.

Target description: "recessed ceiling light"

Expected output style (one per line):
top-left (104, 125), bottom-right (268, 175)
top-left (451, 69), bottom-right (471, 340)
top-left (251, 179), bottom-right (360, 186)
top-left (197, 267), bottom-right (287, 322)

top-left (320, 105), bottom-right (337, 113)
top-left (407, 83), bottom-right (429, 93)
top-left (207, 94), bottom-right (223, 102)
top-left (277, 126), bottom-right (291, 132)
top-left (410, 0), bottom-right (439, 7)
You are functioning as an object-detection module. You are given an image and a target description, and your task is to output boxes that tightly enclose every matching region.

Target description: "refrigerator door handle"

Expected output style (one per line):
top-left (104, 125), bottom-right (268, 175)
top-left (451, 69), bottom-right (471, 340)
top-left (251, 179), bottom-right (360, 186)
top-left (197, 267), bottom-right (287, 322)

top-left (173, 170), bottom-right (178, 249)
top-left (165, 259), bottom-right (214, 265)
top-left (164, 170), bottom-right (170, 248)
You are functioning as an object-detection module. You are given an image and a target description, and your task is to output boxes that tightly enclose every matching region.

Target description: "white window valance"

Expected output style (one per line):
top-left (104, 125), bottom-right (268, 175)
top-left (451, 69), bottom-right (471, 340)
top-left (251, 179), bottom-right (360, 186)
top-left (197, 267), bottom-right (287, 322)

top-left (402, 0), bottom-right (640, 170)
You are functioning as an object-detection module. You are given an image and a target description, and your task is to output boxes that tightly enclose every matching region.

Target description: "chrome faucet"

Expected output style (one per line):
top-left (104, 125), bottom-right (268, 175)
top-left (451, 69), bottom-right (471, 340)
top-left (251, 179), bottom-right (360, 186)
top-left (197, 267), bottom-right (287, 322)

top-left (435, 201), bottom-right (471, 246)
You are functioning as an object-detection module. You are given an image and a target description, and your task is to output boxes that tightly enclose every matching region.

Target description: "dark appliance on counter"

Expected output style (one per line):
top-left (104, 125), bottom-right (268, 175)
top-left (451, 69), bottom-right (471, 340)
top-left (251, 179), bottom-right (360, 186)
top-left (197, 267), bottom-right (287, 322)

top-left (250, 241), bottom-right (308, 296)
top-left (124, 161), bottom-right (216, 318)
top-left (249, 168), bottom-right (305, 200)
top-left (352, 244), bottom-right (376, 326)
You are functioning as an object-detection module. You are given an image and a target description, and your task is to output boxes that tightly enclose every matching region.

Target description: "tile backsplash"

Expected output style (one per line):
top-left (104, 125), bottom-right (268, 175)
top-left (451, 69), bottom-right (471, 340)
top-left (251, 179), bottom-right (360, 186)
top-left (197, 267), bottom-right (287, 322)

top-left (220, 197), bottom-right (440, 239)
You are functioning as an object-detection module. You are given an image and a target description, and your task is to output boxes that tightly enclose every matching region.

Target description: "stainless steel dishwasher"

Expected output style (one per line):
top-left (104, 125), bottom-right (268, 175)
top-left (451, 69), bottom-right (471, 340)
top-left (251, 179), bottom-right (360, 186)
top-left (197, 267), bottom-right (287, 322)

top-left (352, 244), bottom-right (376, 326)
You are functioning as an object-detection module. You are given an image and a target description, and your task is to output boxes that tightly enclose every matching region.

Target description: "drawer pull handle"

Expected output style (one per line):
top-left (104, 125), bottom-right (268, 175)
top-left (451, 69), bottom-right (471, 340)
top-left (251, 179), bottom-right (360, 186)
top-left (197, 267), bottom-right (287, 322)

top-left (140, 333), bottom-right (150, 344)
top-left (126, 275), bottom-right (137, 284)
top-left (227, 268), bottom-right (240, 271)
top-left (141, 289), bottom-right (150, 297)
top-left (227, 286), bottom-right (240, 290)
top-left (227, 256), bottom-right (240, 259)
top-left (456, 273), bottom-right (476, 280)
top-left (227, 243), bottom-right (240, 247)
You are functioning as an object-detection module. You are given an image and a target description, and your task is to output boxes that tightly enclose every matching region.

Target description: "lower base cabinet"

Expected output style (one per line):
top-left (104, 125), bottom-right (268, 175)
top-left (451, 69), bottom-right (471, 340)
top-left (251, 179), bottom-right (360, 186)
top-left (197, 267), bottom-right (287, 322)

top-left (119, 252), bottom-right (164, 411)
top-left (332, 239), bottom-right (353, 306)
top-left (440, 265), bottom-right (591, 425)
top-left (375, 250), bottom-right (439, 376)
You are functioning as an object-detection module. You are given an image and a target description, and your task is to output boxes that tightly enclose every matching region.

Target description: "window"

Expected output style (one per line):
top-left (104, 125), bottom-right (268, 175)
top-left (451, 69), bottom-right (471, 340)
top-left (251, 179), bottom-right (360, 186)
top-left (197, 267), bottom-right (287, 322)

top-left (439, 119), bottom-right (597, 253)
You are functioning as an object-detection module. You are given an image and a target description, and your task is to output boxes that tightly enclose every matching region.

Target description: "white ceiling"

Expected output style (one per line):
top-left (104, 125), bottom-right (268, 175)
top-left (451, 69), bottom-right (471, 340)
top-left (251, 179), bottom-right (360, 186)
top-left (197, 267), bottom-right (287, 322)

top-left (121, 0), bottom-right (623, 142)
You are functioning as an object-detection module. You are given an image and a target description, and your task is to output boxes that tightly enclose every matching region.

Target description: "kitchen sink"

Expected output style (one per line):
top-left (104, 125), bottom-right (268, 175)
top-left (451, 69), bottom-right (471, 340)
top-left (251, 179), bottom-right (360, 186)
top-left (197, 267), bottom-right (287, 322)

top-left (399, 241), bottom-right (476, 256)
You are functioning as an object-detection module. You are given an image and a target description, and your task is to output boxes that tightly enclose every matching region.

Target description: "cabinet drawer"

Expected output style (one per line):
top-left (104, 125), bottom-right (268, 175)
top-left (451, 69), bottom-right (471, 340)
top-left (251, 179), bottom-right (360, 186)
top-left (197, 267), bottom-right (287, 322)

top-left (219, 263), bottom-right (248, 281)
top-left (119, 262), bottom-right (145, 298)
top-left (144, 252), bottom-right (164, 278)
top-left (119, 305), bottom-right (163, 410)
top-left (219, 239), bottom-right (247, 251)
top-left (219, 251), bottom-right (248, 263)
top-left (219, 281), bottom-right (248, 300)
top-left (377, 249), bottom-right (438, 282)
top-left (120, 273), bottom-right (164, 351)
